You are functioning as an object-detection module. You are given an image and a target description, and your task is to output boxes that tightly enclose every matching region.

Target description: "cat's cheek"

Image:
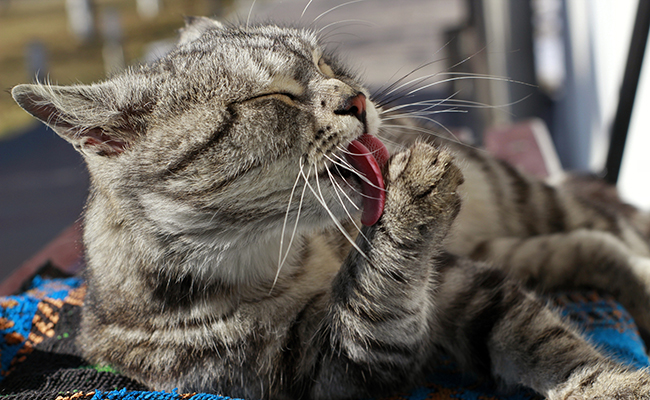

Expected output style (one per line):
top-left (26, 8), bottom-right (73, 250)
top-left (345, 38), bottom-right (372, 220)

top-left (365, 101), bottom-right (381, 135)
top-left (139, 192), bottom-right (209, 234)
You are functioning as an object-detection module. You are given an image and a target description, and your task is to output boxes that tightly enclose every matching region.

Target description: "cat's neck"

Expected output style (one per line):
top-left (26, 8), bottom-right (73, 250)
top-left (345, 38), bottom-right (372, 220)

top-left (84, 198), bottom-right (305, 289)
top-left (179, 233), bottom-right (305, 287)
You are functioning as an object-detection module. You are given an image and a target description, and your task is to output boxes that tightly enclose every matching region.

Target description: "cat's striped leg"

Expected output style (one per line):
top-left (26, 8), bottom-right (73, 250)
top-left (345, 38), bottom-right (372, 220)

top-left (468, 230), bottom-right (650, 334)
top-left (308, 143), bottom-right (464, 398)
top-left (433, 258), bottom-right (650, 399)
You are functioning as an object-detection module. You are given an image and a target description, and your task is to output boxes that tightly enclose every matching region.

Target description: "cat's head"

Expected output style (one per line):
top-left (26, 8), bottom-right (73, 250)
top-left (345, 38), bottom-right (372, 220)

top-left (12, 18), bottom-right (384, 243)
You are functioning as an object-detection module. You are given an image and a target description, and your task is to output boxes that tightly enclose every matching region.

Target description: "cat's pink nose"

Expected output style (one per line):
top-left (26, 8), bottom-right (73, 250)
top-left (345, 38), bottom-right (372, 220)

top-left (348, 93), bottom-right (366, 119)
top-left (336, 93), bottom-right (367, 123)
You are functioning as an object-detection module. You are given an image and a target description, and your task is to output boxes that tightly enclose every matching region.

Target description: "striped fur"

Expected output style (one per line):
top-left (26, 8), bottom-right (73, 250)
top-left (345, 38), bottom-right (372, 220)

top-left (11, 18), bottom-right (650, 400)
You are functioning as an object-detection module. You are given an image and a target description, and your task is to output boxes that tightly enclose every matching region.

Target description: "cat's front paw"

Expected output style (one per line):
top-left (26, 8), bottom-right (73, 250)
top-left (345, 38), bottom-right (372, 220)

top-left (381, 142), bottom-right (464, 243)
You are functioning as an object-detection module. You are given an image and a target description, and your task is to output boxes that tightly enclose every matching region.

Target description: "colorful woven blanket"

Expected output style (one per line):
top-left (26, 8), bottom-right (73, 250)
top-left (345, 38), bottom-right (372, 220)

top-left (0, 275), bottom-right (647, 400)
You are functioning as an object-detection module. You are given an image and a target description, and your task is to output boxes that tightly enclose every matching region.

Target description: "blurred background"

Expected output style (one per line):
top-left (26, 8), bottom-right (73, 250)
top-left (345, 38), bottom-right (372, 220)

top-left (0, 0), bottom-right (648, 280)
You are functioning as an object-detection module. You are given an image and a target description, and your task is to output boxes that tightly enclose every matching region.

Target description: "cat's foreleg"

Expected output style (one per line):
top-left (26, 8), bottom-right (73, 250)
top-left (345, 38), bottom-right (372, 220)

top-left (309, 143), bottom-right (464, 398)
top-left (468, 231), bottom-right (650, 333)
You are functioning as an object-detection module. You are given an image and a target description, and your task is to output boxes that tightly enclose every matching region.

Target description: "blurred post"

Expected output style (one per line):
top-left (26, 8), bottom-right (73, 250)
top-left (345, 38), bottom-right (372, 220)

top-left (137, 0), bottom-right (160, 19)
top-left (66, 0), bottom-right (95, 43)
top-left (26, 41), bottom-right (48, 82)
top-left (101, 8), bottom-right (125, 75)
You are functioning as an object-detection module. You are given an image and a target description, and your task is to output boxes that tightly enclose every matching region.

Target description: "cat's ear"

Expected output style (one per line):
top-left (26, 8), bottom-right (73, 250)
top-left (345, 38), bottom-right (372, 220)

top-left (11, 83), bottom-right (148, 157)
top-left (178, 16), bottom-right (224, 45)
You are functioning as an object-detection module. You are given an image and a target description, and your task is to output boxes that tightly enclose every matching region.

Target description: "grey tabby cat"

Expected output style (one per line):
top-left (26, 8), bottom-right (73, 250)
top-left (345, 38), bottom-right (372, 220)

top-left (11, 16), bottom-right (650, 400)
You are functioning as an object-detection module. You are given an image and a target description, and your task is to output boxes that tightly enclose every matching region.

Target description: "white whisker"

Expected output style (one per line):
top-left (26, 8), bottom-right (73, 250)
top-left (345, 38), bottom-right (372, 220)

top-left (436, 71), bottom-right (536, 87)
top-left (383, 109), bottom-right (468, 120)
top-left (273, 166), bottom-right (308, 293)
top-left (246, 0), bottom-right (257, 28)
top-left (317, 19), bottom-right (375, 35)
top-left (394, 93), bottom-right (533, 114)
top-left (325, 151), bottom-right (382, 202)
top-left (319, 31), bottom-right (362, 45)
top-left (380, 71), bottom-right (445, 102)
top-left (311, 0), bottom-right (366, 25)
top-left (379, 122), bottom-right (482, 152)
top-left (375, 47), bottom-right (520, 108)
top-left (332, 162), bottom-right (378, 200)
top-left (329, 152), bottom-right (386, 193)
top-left (406, 74), bottom-right (534, 97)
top-left (325, 163), bottom-right (369, 244)
top-left (323, 162), bottom-right (360, 211)
top-left (325, 152), bottom-right (358, 174)
top-left (373, 58), bottom-right (449, 101)
top-left (380, 90), bottom-right (461, 115)
top-left (301, 159), bottom-right (369, 262)
top-left (333, 146), bottom-right (376, 158)
top-left (328, 150), bottom-right (356, 170)
top-left (368, 131), bottom-right (403, 150)
top-left (300, 0), bottom-right (314, 18)
top-left (386, 114), bottom-right (459, 138)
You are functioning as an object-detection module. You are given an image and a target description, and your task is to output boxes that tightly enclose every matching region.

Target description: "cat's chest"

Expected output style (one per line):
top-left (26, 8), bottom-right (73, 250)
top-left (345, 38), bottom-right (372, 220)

top-left (297, 229), bottom-right (355, 287)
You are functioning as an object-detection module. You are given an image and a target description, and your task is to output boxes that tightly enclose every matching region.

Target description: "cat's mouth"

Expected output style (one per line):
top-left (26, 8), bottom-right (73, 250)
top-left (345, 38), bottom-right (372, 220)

top-left (342, 134), bottom-right (389, 226)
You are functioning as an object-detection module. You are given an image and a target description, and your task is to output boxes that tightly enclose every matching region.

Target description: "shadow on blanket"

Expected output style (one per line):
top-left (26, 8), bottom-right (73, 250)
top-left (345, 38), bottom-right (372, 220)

top-left (0, 274), bottom-right (647, 400)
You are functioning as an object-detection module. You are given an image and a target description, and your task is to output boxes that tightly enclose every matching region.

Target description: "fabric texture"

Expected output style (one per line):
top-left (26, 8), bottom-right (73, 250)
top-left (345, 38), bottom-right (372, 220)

top-left (0, 275), bottom-right (647, 400)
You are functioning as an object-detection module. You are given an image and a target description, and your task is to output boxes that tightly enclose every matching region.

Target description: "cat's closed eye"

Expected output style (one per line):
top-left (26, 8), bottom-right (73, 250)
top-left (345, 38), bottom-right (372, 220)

top-left (317, 58), bottom-right (335, 78)
top-left (245, 92), bottom-right (299, 103)
top-left (262, 75), bottom-right (305, 103)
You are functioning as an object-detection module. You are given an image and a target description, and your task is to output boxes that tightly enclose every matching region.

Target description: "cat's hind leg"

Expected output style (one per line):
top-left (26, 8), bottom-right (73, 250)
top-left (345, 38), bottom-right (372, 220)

top-left (433, 257), bottom-right (650, 400)
top-left (468, 230), bottom-right (650, 335)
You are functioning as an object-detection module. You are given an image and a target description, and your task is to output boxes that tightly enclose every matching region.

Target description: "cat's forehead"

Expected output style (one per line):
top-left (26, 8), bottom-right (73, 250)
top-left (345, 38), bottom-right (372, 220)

top-left (186, 25), bottom-right (321, 67)
top-left (248, 25), bottom-right (321, 59)
top-left (152, 24), bottom-right (325, 101)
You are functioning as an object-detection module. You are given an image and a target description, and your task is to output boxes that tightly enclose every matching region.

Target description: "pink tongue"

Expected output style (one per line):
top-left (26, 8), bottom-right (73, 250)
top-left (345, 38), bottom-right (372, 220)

top-left (345, 135), bottom-right (389, 226)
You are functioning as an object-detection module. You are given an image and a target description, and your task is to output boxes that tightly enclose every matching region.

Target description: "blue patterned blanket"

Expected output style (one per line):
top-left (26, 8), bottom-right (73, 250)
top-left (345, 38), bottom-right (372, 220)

top-left (0, 276), bottom-right (647, 400)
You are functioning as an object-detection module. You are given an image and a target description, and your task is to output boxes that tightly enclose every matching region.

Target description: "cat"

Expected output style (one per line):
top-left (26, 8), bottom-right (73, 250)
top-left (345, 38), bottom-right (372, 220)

top-left (11, 16), bottom-right (650, 400)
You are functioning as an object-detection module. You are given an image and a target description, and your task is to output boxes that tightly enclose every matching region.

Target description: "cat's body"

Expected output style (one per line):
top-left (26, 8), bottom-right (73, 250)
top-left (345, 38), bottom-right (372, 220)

top-left (11, 18), bottom-right (650, 400)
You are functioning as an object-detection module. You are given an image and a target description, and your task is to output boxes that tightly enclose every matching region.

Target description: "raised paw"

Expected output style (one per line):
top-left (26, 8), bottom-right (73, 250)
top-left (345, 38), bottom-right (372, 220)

top-left (381, 142), bottom-right (464, 243)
